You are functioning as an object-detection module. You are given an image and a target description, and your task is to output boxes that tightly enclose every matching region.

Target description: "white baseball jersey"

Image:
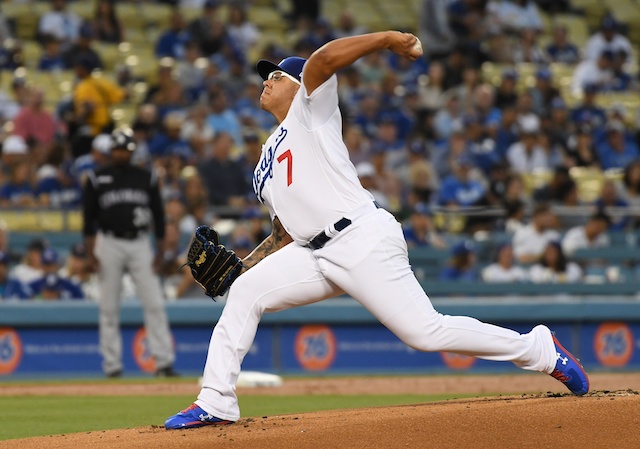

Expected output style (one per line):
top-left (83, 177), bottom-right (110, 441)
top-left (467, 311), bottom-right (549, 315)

top-left (252, 74), bottom-right (374, 244)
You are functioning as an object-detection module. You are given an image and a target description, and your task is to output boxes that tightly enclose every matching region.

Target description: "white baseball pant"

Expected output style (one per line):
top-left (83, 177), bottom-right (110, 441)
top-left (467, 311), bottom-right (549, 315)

top-left (196, 206), bottom-right (557, 421)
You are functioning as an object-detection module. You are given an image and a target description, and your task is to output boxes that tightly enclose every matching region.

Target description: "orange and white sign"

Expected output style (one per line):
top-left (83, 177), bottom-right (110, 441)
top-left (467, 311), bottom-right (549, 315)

top-left (0, 328), bottom-right (22, 375)
top-left (294, 325), bottom-right (336, 371)
top-left (594, 322), bottom-right (634, 367)
top-left (440, 352), bottom-right (476, 370)
top-left (132, 328), bottom-right (157, 373)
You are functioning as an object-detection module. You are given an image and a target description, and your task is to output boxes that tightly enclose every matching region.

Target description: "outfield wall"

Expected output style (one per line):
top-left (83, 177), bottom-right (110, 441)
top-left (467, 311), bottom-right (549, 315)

top-left (1, 297), bottom-right (639, 377)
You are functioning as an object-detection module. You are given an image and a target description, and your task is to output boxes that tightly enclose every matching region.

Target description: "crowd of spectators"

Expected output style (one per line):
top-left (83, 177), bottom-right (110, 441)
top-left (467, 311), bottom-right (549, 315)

top-left (1, 0), bottom-right (640, 300)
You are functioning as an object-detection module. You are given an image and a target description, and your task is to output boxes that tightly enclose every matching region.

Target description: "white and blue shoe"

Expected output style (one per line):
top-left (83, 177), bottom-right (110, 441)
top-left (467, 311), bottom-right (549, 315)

top-left (165, 403), bottom-right (233, 430)
top-left (549, 334), bottom-right (590, 396)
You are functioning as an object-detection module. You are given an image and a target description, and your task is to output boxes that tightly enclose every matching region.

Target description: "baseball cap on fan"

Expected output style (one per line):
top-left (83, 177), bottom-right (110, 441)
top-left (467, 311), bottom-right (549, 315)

top-left (256, 57), bottom-right (307, 84)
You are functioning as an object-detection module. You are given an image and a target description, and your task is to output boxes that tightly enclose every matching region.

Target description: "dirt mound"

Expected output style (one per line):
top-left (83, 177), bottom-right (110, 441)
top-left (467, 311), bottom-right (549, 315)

top-left (2, 374), bottom-right (639, 449)
top-left (2, 391), bottom-right (638, 449)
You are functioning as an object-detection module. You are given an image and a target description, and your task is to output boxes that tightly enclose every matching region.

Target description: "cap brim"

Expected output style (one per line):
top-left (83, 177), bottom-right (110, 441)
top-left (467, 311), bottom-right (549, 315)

top-left (256, 60), bottom-right (281, 81)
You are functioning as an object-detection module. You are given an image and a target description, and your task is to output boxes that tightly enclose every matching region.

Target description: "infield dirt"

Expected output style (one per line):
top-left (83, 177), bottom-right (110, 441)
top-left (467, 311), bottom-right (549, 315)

top-left (1, 372), bottom-right (638, 449)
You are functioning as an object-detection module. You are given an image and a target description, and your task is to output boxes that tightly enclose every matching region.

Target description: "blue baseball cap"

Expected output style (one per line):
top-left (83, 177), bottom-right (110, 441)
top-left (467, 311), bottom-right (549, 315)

top-left (452, 240), bottom-right (475, 257)
top-left (42, 248), bottom-right (59, 265)
top-left (257, 57), bottom-right (306, 83)
top-left (536, 68), bottom-right (552, 80)
top-left (601, 16), bottom-right (617, 30)
top-left (501, 68), bottom-right (519, 80)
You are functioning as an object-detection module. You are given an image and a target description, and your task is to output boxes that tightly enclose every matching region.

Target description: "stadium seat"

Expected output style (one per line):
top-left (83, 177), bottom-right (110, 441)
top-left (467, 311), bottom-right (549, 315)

top-left (112, 105), bottom-right (137, 128)
top-left (93, 42), bottom-right (121, 71)
top-left (522, 169), bottom-right (553, 195)
top-left (68, 1), bottom-right (96, 20)
top-left (570, 166), bottom-right (605, 203)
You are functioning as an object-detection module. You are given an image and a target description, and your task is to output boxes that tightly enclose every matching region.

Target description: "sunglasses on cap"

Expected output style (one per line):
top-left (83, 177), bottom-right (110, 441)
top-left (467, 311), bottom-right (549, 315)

top-left (267, 70), bottom-right (300, 85)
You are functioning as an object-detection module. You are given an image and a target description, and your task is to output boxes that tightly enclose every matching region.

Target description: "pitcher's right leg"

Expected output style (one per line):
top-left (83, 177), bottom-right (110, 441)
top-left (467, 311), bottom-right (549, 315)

top-left (166, 243), bottom-right (338, 429)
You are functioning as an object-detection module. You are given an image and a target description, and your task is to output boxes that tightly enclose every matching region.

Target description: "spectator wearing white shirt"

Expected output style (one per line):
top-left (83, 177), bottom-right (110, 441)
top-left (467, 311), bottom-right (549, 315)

top-left (507, 115), bottom-right (549, 174)
top-left (512, 203), bottom-right (561, 264)
top-left (529, 241), bottom-right (583, 283)
top-left (561, 211), bottom-right (611, 256)
top-left (488, 0), bottom-right (543, 34)
top-left (38, 0), bottom-right (81, 48)
top-left (482, 242), bottom-right (528, 283)
top-left (572, 49), bottom-right (615, 96)
top-left (584, 16), bottom-right (634, 66)
top-left (227, 5), bottom-right (260, 57)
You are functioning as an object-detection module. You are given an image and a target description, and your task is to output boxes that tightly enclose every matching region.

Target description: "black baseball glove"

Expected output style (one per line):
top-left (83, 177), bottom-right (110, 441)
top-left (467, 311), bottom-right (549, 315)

top-left (183, 225), bottom-right (244, 300)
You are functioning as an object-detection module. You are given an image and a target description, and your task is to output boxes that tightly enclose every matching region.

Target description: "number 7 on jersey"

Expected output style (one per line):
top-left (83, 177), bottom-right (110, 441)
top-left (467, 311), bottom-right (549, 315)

top-left (277, 149), bottom-right (293, 186)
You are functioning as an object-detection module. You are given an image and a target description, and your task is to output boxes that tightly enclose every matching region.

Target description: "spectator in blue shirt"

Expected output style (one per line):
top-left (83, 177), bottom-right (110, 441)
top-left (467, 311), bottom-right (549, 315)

top-left (26, 248), bottom-right (84, 300)
top-left (4, 277), bottom-right (30, 299)
top-left (233, 76), bottom-right (277, 132)
top-left (206, 89), bottom-right (243, 149)
top-left (545, 24), bottom-right (580, 64)
top-left (156, 9), bottom-right (190, 60)
top-left (594, 120), bottom-right (640, 170)
top-left (438, 155), bottom-right (486, 207)
top-left (439, 240), bottom-right (478, 282)
top-left (31, 273), bottom-right (84, 300)
top-left (403, 203), bottom-right (446, 249)
top-left (73, 133), bottom-right (112, 184)
top-left (0, 160), bottom-right (37, 207)
top-left (611, 49), bottom-right (633, 92)
top-left (462, 113), bottom-right (501, 176)
top-left (594, 179), bottom-right (629, 231)
top-left (38, 35), bottom-right (65, 71)
top-left (493, 106), bottom-right (519, 158)
top-left (148, 113), bottom-right (194, 162)
top-left (36, 159), bottom-right (82, 209)
top-left (570, 83), bottom-right (607, 130)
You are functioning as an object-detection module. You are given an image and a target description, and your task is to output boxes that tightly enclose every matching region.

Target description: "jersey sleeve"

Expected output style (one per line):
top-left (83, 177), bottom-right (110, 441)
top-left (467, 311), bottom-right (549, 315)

top-left (292, 74), bottom-right (339, 130)
top-left (82, 171), bottom-right (99, 237)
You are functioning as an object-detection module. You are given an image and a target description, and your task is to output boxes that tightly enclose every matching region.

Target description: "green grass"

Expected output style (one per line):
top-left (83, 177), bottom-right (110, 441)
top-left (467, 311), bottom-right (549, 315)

top-left (0, 393), bottom-right (473, 441)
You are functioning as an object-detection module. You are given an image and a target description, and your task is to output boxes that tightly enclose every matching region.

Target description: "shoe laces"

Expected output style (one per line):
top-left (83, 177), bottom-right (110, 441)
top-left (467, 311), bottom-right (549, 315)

top-left (550, 368), bottom-right (570, 383)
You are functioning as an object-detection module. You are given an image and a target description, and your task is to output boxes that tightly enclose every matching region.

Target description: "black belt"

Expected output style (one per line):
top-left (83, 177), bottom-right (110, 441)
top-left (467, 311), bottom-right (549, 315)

top-left (104, 230), bottom-right (143, 240)
top-left (306, 201), bottom-right (381, 250)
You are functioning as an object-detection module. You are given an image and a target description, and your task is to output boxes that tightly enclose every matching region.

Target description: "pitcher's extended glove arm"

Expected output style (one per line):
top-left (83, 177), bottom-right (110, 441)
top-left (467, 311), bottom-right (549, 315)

top-left (183, 225), bottom-right (244, 300)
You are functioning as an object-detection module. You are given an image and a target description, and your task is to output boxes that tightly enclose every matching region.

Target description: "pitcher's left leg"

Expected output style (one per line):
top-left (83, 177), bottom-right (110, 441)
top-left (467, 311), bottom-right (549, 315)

top-left (322, 212), bottom-right (557, 373)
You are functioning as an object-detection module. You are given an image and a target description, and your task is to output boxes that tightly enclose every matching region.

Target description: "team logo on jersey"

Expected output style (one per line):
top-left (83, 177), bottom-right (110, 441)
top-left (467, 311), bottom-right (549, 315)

top-left (253, 127), bottom-right (287, 203)
top-left (594, 322), bottom-right (634, 367)
top-left (133, 328), bottom-right (157, 373)
top-left (294, 325), bottom-right (336, 371)
top-left (0, 328), bottom-right (23, 375)
top-left (440, 352), bottom-right (476, 370)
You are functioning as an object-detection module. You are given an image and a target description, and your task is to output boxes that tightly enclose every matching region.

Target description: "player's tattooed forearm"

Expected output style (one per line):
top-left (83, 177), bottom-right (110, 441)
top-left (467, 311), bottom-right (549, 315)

top-left (241, 218), bottom-right (292, 272)
top-left (272, 217), bottom-right (291, 246)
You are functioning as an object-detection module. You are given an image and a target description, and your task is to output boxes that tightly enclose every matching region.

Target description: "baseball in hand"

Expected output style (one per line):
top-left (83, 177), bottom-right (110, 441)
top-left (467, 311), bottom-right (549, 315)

top-left (413, 38), bottom-right (423, 54)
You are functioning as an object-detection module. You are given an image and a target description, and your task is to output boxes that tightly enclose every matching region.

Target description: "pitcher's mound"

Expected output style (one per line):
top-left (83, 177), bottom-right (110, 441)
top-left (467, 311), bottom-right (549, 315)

top-left (6, 390), bottom-right (639, 449)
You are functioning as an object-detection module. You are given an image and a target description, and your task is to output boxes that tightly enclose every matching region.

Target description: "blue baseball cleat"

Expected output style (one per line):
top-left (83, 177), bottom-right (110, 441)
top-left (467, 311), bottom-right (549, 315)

top-left (549, 334), bottom-right (590, 396)
top-left (165, 403), bottom-right (233, 430)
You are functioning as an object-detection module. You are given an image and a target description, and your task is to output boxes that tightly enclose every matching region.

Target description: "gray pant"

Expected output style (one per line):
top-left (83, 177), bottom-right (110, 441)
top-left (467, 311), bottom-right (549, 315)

top-left (96, 232), bottom-right (175, 374)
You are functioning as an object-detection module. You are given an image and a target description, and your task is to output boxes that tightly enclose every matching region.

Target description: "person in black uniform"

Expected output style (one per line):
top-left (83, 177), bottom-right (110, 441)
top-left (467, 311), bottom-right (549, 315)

top-left (82, 127), bottom-right (177, 378)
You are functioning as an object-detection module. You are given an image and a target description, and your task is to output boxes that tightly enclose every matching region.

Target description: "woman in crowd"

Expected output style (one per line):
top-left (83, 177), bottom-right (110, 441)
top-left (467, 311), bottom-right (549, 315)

top-left (529, 241), bottom-right (582, 283)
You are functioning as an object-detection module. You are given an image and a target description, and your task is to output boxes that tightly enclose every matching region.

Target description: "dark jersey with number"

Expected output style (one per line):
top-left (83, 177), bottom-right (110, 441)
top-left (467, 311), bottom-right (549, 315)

top-left (82, 164), bottom-right (165, 240)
